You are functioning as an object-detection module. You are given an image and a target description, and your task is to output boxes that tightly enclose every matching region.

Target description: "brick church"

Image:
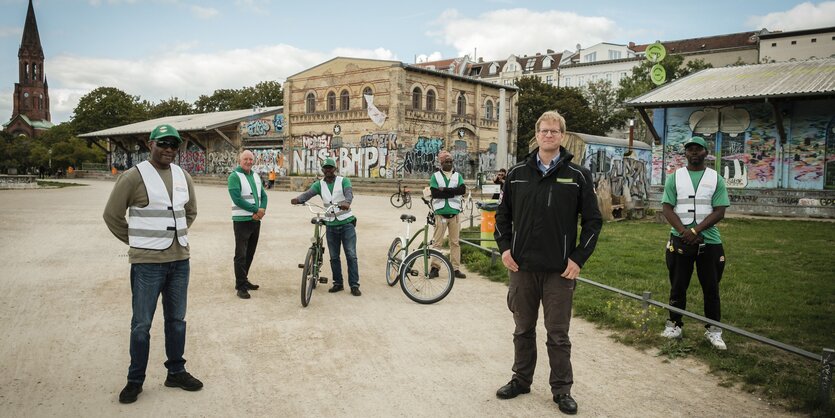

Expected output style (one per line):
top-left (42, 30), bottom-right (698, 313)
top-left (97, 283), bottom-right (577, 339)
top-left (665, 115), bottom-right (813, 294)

top-left (3, 0), bottom-right (53, 138)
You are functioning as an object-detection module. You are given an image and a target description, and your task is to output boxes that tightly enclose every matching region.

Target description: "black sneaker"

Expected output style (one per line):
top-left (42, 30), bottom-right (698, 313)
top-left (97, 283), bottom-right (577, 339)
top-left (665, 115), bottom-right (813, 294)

top-left (237, 288), bottom-right (250, 299)
top-left (118, 382), bottom-right (143, 404)
top-left (328, 284), bottom-right (344, 293)
top-left (554, 393), bottom-right (578, 414)
top-left (244, 281), bottom-right (260, 290)
top-left (350, 287), bottom-right (362, 296)
top-left (428, 267), bottom-right (439, 279)
top-left (496, 380), bottom-right (530, 399)
top-left (164, 371), bottom-right (203, 391)
top-left (454, 270), bottom-right (467, 279)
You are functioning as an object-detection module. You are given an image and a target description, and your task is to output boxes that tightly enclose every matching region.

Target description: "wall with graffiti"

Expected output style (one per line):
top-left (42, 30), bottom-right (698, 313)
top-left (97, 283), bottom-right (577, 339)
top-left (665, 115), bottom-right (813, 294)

top-left (239, 114), bottom-right (284, 138)
top-left (659, 99), bottom-right (835, 190)
top-left (585, 144), bottom-right (652, 201)
top-left (291, 132), bottom-right (399, 178)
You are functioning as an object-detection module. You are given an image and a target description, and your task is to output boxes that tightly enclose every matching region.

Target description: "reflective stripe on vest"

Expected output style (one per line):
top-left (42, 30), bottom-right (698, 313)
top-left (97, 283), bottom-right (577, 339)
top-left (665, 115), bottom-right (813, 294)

top-left (432, 171), bottom-right (462, 211)
top-left (320, 176), bottom-right (353, 221)
top-left (674, 167), bottom-right (717, 225)
top-left (231, 171), bottom-right (262, 217)
top-left (128, 161), bottom-right (189, 250)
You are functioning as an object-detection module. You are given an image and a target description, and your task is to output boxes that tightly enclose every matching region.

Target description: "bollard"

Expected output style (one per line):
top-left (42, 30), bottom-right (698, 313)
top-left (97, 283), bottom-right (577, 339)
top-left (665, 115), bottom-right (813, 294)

top-left (821, 348), bottom-right (834, 406)
top-left (641, 291), bottom-right (651, 333)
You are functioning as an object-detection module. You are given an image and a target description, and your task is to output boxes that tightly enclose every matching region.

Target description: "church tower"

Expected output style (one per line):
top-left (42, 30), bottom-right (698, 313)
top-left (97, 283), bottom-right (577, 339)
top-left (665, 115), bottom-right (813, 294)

top-left (4, 0), bottom-right (52, 137)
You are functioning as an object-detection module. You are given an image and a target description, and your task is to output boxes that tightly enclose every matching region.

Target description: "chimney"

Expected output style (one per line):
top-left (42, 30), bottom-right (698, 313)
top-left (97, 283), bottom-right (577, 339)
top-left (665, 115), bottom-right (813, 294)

top-left (628, 42), bottom-right (635, 49)
top-left (535, 52), bottom-right (541, 56)
top-left (478, 57), bottom-right (483, 63)
top-left (547, 49), bottom-right (555, 54)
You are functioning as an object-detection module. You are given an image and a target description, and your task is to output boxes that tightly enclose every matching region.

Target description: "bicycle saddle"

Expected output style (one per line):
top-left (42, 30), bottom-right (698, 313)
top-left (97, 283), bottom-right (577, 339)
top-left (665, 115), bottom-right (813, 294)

top-left (400, 214), bottom-right (416, 223)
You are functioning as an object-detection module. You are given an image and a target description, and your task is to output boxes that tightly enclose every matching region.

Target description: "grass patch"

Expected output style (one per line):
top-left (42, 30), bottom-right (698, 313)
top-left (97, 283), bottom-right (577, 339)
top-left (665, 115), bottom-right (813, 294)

top-left (37, 180), bottom-right (86, 188)
top-left (460, 219), bottom-right (835, 415)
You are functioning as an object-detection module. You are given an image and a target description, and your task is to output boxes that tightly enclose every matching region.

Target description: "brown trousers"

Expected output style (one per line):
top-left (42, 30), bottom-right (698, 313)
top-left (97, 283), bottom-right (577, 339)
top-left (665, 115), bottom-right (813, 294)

top-left (431, 214), bottom-right (461, 270)
top-left (507, 270), bottom-right (575, 395)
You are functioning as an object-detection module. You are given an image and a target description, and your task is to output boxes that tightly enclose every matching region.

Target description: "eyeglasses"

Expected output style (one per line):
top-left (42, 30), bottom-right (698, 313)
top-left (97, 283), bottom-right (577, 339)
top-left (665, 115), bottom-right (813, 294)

top-left (538, 129), bottom-right (562, 136)
top-left (155, 142), bottom-right (179, 150)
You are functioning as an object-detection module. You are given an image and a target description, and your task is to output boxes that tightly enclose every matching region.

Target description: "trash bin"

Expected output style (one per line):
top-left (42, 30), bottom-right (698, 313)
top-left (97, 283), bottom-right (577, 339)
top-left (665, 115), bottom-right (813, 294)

top-left (479, 199), bottom-right (499, 249)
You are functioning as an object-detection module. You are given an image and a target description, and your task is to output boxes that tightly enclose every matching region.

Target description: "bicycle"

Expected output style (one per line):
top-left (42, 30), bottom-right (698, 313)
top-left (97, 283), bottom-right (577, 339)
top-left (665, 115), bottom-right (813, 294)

top-left (389, 179), bottom-right (412, 209)
top-left (295, 202), bottom-right (339, 307)
top-left (385, 198), bottom-right (454, 304)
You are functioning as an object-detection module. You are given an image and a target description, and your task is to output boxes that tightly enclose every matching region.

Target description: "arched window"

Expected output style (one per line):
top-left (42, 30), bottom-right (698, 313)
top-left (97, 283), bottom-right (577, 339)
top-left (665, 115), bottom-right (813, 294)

top-left (456, 93), bottom-right (466, 116)
top-left (327, 91), bottom-right (336, 112)
top-left (412, 87), bottom-right (422, 110)
top-left (362, 87), bottom-right (373, 109)
top-left (426, 90), bottom-right (436, 112)
top-left (485, 100), bottom-right (493, 120)
top-left (25, 63), bottom-right (29, 80)
top-left (306, 93), bottom-right (316, 113)
top-left (34, 64), bottom-right (38, 80)
top-left (340, 89), bottom-right (350, 111)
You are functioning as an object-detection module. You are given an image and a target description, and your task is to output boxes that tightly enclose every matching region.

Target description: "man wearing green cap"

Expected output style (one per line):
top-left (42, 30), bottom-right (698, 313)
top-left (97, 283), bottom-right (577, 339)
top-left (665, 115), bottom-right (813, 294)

top-left (291, 158), bottom-right (361, 296)
top-left (103, 124), bottom-right (203, 404)
top-left (661, 136), bottom-right (730, 350)
top-left (228, 149), bottom-right (269, 299)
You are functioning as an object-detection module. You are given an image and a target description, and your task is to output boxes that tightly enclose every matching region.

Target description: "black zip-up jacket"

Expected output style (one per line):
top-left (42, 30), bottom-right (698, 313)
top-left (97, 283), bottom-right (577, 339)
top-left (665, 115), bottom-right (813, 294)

top-left (494, 147), bottom-right (602, 273)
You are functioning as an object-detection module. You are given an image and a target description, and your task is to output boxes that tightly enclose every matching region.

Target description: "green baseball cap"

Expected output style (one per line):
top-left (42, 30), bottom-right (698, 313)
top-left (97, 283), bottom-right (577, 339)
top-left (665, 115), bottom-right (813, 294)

top-left (149, 124), bottom-right (182, 144)
top-left (684, 136), bottom-right (707, 150)
top-left (321, 158), bottom-right (336, 168)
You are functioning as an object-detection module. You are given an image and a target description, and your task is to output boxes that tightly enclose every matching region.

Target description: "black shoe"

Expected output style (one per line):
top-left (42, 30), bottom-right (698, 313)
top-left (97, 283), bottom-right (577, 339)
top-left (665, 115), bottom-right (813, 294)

top-left (428, 267), bottom-right (439, 279)
top-left (244, 281), bottom-right (260, 290)
top-left (237, 288), bottom-right (251, 299)
top-left (118, 382), bottom-right (143, 404)
top-left (328, 284), bottom-right (344, 293)
top-left (554, 394), bottom-right (578, 414)
top-left (496, 380), bottom-right (530, 399)
top-left (454, 270), bottom-right (467, 279)
top-left (350, 287), bottom-right (362, 296)
top-left (165, 371), bottom-right (203, 391)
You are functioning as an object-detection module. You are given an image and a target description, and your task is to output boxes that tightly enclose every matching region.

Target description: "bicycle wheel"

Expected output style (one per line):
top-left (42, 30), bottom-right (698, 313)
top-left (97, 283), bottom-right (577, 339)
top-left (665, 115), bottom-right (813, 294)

top-left (300, 247), bottom-right (316, 307)
top-left (404, 193), bottom-right (412, 209)
top-left (399, 249), bottom-right (454, 304)
top-left (390, 192), bottom-right (405, 208)
top-left (385, 237), bottom-right (406, 286)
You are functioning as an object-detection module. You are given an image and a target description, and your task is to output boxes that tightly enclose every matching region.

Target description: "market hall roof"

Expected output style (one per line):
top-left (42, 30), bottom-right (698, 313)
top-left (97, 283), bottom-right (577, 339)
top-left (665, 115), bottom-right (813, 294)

top-left (625, 58), bottom-right (835, 107)
top-left (78, 107), bottom-right (283, 138)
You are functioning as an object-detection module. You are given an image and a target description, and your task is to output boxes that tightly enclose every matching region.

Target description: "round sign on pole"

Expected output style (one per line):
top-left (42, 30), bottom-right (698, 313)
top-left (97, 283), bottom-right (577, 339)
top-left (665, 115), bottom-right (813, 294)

top-left (646, 42), bottom-right (666, 63)
top-left (650, 64), bottom-right (667, 85)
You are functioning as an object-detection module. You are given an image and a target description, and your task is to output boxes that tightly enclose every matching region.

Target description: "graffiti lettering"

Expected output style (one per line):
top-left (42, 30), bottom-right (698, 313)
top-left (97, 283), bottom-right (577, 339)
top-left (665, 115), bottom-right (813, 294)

top-left (729, 194), bottom-right (758, 203)
top-left (301, 134), bottom-right (332, 149)
top-left (359, 133), bottom-right (398, 148)
top-left (777, 197), bottom-right (799, 205)
top-left (245, 120), bottom-right (271, 137)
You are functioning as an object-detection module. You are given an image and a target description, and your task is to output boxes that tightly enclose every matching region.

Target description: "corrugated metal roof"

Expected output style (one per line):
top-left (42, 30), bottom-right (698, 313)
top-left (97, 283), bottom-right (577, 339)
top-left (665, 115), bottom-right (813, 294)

top-left (626, 58), bottom-right (835, 107)
top-left (78, 106), bottom-right (282, 138)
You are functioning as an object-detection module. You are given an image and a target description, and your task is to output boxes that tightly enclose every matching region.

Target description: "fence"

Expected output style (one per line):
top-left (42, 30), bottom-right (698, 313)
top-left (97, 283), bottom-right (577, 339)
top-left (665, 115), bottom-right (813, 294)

top-left (82, 163), bottom-right (110, 171)
top-left (457, 238), bottom-right (834, 406)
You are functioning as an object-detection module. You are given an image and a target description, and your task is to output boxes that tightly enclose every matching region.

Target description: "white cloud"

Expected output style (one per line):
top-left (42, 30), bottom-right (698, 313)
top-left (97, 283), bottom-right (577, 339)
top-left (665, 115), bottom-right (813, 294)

top-left (235, 0), bottom-right (272, 14)
top-left (12, 44), bottom-right (393, 123)
top-left (415, 52), bottom-right (444, 63)
top-left (0, 26), bottom-right (21, 38)
top-left (747, 1), bottom-right (835, 32)
top-left (190, 5), bottom-right (219, 19)
top-left (428, 8), bottom-right (618, 62)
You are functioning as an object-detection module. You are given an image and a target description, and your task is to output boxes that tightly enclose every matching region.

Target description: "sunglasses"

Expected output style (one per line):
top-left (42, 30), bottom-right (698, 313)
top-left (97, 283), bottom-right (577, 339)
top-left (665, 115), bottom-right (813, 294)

top-left (155, 141), bottom-right (179, 150)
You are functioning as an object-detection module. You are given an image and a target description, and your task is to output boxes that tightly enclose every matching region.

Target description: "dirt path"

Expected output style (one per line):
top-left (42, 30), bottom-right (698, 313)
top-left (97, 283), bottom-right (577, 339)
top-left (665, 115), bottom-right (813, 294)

top-left (0, 180), bottom-right (793, 417)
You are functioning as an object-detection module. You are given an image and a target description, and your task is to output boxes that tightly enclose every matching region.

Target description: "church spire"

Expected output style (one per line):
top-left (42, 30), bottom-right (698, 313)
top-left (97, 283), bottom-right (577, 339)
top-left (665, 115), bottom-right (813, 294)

top-left (19, 0), bottom-right (44, 59)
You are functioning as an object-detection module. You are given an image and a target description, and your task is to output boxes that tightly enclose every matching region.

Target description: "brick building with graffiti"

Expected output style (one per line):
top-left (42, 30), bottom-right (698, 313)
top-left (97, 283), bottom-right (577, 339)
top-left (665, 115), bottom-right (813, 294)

top-left (79, 107), bottom-right (287, 176)
top-left (627, 58), bottom-right (835, 217)
top-left (282, 57), bottom-right (518, 180)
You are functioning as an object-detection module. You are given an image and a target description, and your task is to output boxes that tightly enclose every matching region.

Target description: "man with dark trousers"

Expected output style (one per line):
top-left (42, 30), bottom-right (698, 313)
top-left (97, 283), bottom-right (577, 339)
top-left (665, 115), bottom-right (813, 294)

top-left (103, 124), bottom-right (203, 404)
top-left (661, 136), bottom-right (730, 350)
top-left (228, 150), bottom-right (268, 299)
top-left (494, 111), bottom-right (602, 415)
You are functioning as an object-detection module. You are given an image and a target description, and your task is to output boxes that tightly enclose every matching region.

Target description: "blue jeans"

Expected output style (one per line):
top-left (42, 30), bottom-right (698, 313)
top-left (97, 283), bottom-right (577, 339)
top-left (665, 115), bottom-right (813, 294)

top-left (325, 222), bottom-right (359, 288)
top-left (128, 260), bottom-right (190, 384)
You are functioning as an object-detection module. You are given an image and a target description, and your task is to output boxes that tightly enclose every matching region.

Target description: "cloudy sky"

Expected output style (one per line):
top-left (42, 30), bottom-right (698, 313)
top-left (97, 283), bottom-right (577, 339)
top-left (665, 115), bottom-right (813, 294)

top-left (1, 0), bottom-right (834, 126)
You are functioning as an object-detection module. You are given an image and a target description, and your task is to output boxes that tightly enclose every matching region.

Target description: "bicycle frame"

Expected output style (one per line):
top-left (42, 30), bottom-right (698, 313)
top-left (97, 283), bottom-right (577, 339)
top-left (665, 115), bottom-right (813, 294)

top-left (396, 199), bottom-right (437, 274)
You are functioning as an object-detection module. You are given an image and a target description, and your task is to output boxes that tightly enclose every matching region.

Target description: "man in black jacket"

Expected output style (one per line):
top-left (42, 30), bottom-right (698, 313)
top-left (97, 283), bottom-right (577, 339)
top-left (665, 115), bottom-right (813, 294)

top-left (493, 111), bottom-right (602, 415)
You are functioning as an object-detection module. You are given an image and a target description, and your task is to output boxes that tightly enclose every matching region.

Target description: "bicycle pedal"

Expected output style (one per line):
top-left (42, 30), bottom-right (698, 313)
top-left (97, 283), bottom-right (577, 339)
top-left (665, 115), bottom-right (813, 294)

top-left (318, 277), bottom-right (328, 283)
top-left (297, 263), bottom-right (304, 268)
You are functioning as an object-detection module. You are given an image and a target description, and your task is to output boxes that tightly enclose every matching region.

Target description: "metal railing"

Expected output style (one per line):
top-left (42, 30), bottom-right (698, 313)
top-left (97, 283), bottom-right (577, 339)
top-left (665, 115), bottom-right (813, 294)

top-left (456, 237), bottom-right (834, 405)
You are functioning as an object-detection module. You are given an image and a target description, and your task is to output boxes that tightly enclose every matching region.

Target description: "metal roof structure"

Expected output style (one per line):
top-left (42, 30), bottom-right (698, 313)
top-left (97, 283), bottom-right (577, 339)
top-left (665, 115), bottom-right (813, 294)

top-left (78, 106), bottom-right (282, 138)
top-left (625, 58), bottom-right (835, 107)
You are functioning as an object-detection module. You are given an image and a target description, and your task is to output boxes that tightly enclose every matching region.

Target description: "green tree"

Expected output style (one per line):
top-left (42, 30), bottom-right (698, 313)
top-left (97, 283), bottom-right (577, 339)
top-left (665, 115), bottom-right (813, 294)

top-left (192, 81), bottom-right (283, 113)
top-left (516, 76), bottom-right (604, 159)
top-left (583, 79), bottom-right (630, 134)
top-left (193, 88), bottom-right (239, 113)
top-left (150, 97), bottom-right (194, 118)
top-left (71, 87), bottom-right (149, 135)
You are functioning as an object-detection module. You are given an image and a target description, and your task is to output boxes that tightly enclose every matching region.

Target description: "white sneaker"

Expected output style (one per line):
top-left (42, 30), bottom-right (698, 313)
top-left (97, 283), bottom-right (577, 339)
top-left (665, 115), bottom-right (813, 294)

top-left (661, 320), bottom-right (682, 339)
top-left (705, 326), bottom-right (727, 350)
